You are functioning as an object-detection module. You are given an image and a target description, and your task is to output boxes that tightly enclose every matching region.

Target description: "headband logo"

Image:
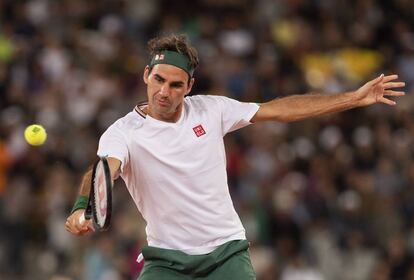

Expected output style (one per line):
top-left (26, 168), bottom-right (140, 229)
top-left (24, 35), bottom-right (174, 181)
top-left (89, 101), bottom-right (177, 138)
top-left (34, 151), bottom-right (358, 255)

top-left (155, 54), bottom-right (165, 60)
top-left (150, 51), bottom-right (194, 76)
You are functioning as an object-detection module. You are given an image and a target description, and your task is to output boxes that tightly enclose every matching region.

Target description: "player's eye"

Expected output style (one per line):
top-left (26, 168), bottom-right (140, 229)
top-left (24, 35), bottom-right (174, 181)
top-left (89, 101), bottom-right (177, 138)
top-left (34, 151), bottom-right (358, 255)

top-left (154, 76), bottom-right (164, 83)
top-left (171, 83), bottom-right (184, 89)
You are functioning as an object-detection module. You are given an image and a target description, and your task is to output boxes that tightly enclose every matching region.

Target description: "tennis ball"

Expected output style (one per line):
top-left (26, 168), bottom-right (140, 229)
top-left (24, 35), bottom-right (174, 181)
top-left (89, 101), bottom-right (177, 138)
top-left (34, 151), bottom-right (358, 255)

top-left (24, 124), bottom-right (47, 146)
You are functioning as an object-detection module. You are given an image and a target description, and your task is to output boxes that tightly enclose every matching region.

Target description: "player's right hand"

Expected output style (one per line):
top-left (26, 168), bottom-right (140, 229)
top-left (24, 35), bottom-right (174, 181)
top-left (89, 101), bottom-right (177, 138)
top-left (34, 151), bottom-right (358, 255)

top-left (65, 209), bottom-right (95, 236)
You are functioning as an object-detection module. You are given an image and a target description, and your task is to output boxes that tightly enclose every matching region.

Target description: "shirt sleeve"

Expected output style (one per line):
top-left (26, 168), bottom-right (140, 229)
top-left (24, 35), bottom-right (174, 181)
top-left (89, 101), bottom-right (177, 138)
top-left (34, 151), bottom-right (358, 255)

top-left (97, 121), bottom-right (129, 175)
top-left (210, 95), bottom-right (260, 135)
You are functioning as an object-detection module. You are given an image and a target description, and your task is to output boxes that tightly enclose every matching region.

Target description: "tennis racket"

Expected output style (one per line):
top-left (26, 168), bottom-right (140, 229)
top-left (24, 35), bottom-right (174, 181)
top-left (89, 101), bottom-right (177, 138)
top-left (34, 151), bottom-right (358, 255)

top-left (79, 156), bottom-right (113, 231)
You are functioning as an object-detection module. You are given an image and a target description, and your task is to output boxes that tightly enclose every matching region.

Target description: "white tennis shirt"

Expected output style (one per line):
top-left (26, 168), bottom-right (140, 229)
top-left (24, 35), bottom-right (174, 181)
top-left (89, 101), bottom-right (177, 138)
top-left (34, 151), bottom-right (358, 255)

top-left (97, 95), bottom-right (259, 254)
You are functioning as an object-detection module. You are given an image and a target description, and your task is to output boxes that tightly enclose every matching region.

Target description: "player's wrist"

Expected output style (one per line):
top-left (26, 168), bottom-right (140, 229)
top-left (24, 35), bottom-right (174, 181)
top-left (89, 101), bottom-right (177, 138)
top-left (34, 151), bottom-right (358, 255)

top-left (71, 196), bottom-right (89, 214)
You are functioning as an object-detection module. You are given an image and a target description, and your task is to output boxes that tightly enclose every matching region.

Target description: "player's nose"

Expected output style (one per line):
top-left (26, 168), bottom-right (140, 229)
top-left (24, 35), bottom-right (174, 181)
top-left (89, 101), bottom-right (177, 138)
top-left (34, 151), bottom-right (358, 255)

top-left (159, 85), bottom-right (170, 96)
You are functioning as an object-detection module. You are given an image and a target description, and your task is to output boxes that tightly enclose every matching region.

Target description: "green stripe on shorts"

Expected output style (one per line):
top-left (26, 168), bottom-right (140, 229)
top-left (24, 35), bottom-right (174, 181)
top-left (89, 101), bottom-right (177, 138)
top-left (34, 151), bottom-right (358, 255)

top-left (138, 240), bottom-right (256, 280)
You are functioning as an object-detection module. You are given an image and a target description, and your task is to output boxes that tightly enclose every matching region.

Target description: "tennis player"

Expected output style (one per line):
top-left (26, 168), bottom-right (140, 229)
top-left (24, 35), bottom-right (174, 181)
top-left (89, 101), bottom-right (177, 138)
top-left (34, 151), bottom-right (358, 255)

top-left (65, 34), bottom-right (405, 279)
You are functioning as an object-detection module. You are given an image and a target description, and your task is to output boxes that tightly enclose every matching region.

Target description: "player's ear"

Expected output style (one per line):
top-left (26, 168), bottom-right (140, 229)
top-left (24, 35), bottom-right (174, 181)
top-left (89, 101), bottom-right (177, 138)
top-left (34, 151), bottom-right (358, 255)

top-left (143, 66), bottom-right (150, 84)
top-left (186, 77), bottom-right (195, 95)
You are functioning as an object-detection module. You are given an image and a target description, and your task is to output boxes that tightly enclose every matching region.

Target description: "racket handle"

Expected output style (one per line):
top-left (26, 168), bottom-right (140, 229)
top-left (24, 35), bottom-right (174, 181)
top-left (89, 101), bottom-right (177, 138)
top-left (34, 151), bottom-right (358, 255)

top-left (79, 213), bottom-right (86, 225)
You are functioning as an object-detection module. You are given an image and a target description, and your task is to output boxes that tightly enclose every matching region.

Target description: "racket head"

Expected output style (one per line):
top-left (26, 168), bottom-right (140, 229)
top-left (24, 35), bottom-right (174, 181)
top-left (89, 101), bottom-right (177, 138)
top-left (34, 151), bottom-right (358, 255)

top-left (90, 156), bottom-right (113, 231)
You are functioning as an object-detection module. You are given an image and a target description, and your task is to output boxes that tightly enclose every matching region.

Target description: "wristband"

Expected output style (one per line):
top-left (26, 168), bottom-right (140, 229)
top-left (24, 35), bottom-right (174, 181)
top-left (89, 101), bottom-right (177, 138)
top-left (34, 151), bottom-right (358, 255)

top-left (71, 196), bottom-right (88, 214)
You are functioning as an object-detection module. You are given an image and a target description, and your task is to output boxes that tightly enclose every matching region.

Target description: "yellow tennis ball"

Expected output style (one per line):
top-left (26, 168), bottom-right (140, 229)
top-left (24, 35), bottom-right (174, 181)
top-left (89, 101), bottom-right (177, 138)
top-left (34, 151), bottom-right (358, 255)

top-left (24, 124), bottom-right (47, 146)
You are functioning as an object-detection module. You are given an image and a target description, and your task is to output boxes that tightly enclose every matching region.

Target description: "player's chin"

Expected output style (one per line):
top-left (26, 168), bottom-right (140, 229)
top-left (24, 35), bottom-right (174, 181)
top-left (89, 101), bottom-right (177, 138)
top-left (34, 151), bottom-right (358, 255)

top-left (155, 104), bottom-right (173, 113)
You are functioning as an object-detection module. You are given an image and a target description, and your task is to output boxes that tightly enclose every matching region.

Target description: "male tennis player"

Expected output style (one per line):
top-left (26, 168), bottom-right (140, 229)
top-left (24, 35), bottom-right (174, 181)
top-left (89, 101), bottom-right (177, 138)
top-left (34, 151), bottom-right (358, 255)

top-left (65, 34), bottom-right (405, 279)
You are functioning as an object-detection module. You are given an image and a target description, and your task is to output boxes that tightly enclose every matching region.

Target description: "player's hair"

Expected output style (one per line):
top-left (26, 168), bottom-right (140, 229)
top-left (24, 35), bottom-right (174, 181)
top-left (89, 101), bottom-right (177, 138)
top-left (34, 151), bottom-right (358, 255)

top-left (147, 34), bottom-right (199, 77)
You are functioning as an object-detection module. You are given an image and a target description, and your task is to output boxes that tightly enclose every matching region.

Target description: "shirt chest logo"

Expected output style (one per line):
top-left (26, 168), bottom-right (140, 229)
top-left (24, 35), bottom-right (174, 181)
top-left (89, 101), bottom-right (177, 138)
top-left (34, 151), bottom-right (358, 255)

top-left (193, 124), bottom-right (206, 137)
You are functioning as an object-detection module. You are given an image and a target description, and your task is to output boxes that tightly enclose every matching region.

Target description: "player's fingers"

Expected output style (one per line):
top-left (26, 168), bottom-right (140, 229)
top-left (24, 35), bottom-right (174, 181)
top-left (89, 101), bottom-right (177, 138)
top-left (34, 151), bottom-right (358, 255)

top-left (70, 216), bottom-right (89, 232)
top-left (79, 226), bottom-right (95, 236)
top-left (370, 74), bottom-right (384, 86)
top-left (65, 219), bottom-right (73, 231)
top-left (383, 81), bottom-right (405, 89)
top-left (77, 217), bottom-right (94, 232)
top-left (66, 216), bottom-right (93, 236)
top-left (78, 230), bottom-right (90, 236)
top-left (382, 74), bottom-right (399, 83)
top-left (384, 90), bottom-right (405, 96)
top-left (64, 221), bottom-right (71, 232)
top-left (87, 223), bottom-right (96, 232)
top-left (70, 222), bottom-right (82, 234)
top-left (379, 97), bottom-right (397, 106)
top-left (65, 221), bottom-right (80, 234)
top-left (76, 222), bottom-right (90, 232)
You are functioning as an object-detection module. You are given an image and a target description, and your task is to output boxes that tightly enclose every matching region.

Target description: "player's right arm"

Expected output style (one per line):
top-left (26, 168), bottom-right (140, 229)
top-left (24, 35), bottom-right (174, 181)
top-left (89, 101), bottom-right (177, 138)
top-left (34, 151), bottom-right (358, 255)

top-left (251, 74), bottom-right (405, 123)
top-left (65, 157), bottom-right (121, 236)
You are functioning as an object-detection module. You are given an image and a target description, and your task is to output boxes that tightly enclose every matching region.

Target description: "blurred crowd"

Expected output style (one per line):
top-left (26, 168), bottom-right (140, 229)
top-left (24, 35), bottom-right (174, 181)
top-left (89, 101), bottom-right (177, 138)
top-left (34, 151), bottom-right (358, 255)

top-left (1, 0), bottom-right (414, 279)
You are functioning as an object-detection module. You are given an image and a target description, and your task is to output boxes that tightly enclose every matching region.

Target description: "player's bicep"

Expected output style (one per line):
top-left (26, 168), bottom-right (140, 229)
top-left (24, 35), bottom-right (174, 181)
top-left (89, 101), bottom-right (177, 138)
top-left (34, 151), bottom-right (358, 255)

top-left (107, 157), bottom-right (122, 180)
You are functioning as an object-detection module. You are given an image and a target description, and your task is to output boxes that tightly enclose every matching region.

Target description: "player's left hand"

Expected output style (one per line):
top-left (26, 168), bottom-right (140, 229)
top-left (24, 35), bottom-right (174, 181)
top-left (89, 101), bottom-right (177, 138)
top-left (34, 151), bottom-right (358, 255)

top-left (355, 74), bottom-right (405, 107)
top-left (65, 209), bottom-right (95, 236)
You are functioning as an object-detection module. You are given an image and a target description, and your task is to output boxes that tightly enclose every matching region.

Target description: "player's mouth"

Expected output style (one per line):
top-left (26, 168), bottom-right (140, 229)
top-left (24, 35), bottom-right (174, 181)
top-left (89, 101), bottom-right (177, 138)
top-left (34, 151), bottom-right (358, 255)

top-left (156, 99), bottom-right (170, 107)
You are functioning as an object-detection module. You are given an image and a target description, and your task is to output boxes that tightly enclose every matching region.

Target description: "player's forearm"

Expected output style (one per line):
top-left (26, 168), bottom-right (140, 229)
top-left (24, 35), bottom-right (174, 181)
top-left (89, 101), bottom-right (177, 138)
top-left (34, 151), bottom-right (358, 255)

top-left (69, 168), bottom-right (93, 215)
top-left (253, 91), bottom-right (360, 123)
top-left (78, 168), bottom-right (93, 196)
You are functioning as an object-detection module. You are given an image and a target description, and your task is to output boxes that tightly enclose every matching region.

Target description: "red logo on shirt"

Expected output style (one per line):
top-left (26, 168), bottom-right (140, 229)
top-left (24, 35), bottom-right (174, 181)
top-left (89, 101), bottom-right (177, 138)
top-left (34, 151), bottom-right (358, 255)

top-left (193, 124), bottom-right (206, 137)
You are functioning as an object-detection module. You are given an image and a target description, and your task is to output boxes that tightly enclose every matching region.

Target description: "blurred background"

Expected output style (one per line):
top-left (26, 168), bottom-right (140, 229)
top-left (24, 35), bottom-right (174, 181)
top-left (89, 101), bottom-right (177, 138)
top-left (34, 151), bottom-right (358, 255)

top-left (1, 0), bottom-right (414, 279)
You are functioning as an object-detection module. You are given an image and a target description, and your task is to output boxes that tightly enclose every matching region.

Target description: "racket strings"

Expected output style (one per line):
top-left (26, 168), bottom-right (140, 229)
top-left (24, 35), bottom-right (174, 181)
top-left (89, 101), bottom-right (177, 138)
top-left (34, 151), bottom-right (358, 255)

top-left (92, 161), bottom-right (110, 229)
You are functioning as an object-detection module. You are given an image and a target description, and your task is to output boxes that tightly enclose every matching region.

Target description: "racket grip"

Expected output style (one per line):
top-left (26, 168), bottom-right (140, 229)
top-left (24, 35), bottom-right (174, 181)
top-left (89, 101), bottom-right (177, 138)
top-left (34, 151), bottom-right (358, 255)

top-left (79, 213), bottom-right (85, 225)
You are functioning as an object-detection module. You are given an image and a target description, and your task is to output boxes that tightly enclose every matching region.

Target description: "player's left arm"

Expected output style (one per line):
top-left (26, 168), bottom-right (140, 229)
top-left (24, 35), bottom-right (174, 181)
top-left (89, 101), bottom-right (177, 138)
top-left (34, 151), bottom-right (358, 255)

top-left (65, 157), bottom-right (121, 236)
top-left (251, 74), bottom-right (405, 123)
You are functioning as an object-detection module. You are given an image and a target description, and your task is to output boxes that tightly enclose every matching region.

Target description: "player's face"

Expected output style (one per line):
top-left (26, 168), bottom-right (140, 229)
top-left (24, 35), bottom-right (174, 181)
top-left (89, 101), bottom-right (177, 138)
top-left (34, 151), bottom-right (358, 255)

top-left (143, 64), bottom-right (194, 122)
